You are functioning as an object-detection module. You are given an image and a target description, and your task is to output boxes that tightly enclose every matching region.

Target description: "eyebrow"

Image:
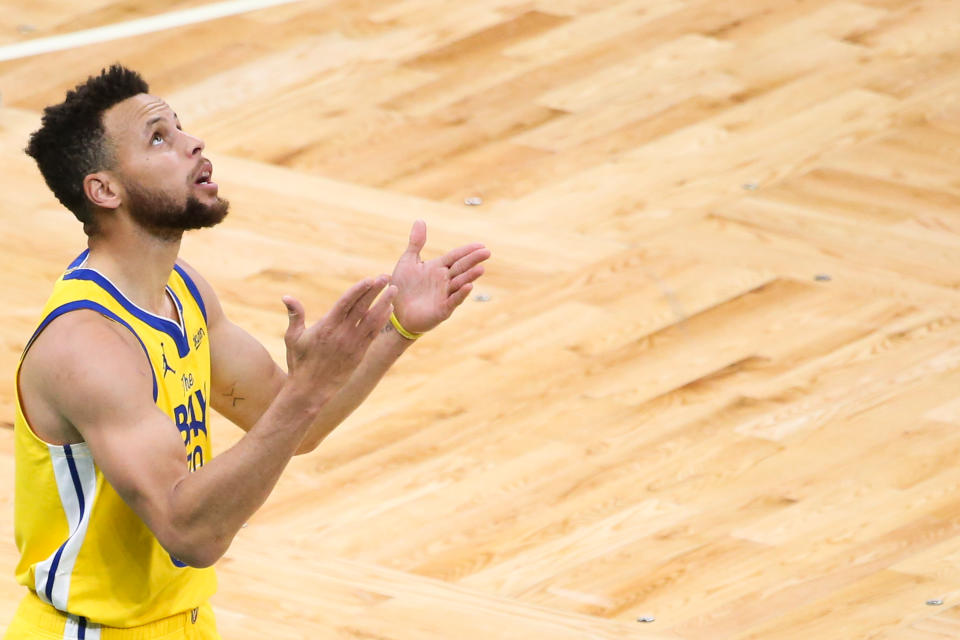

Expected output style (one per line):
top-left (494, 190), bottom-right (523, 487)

top-left (143, 113), bottom-right (181, 131)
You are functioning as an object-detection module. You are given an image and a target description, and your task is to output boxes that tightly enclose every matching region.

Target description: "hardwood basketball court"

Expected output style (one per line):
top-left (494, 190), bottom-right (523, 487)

top-left (2, 1), bottom-right (960, 638)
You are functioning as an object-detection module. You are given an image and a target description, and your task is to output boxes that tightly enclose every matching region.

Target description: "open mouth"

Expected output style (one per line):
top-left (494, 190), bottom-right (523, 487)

top-left (193, 161), bottom-right (218, 193)
top-left (194, 162), bottom-right (213, 185)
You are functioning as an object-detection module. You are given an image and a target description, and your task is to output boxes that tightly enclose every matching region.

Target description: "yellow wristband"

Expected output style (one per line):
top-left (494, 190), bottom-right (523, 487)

top-left (390, 312), bottom-right (423, 340)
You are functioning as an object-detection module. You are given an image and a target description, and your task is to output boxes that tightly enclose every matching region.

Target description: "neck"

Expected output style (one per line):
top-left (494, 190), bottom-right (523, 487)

top-left (84, 217), bottom-right (182, 316)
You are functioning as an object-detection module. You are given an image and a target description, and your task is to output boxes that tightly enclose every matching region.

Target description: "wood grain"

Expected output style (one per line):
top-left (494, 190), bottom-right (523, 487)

top-left (2, 0), bottom-right (960, 637)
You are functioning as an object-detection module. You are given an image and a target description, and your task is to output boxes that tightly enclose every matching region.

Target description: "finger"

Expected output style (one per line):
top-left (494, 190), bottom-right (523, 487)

top-left (448, 247), bottom-right (491, 278)
top-left (328, 278), bottom-right (375, 321)
top-left (449, 264), bottom-right (485, 293)
top-left (403, 220), bottom-right (427, 262)
top-left (282, 295), bottom-right (306, 346)
top-left (347, 275), bottom-right (390, 324)
top-left (441, 243), bottom-right (486, 269)
top-left (360, 284), bottom-right (398, 337)
top-left (445, 282), bottom-right (473, 313)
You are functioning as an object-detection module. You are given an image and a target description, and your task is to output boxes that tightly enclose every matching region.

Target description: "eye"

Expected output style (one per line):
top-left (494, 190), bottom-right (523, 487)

top-left (151, 131), bottom-right (164, 146)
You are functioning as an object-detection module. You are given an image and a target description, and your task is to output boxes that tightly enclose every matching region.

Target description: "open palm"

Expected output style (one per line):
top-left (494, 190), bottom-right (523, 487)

top-left (390, 220), bottom-right (491, 335)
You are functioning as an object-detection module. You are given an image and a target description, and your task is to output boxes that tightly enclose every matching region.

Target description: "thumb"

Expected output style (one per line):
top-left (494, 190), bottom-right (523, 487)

top-left (282, 295), bottom-right (305, 346)
top-left (403, 219), bottom-right (427, 261)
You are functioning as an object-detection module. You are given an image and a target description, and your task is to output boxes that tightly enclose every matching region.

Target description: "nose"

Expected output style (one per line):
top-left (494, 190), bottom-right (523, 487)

top-left (183, 131), bottom-right (205, 156)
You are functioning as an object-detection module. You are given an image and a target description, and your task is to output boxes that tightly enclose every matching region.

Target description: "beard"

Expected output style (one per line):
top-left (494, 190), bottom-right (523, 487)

top-left (125, 182), bottom-right (229, 241)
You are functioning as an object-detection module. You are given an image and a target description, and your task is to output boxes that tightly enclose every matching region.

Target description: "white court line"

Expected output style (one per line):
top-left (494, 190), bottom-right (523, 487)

top-left (0, 0), bottom-right (304, 62)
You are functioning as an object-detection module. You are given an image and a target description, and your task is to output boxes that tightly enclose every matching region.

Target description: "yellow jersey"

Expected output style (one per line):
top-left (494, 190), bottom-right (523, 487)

top-left (12, 249), bottom-right (217, 627)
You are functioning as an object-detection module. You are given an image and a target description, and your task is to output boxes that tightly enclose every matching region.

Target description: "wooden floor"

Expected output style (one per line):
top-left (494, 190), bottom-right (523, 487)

top-left (3, 0), bottom-right (960, 637)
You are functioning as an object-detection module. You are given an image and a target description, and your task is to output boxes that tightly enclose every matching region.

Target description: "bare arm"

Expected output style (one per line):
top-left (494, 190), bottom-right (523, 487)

top-left (191, 221), bottom-right (490, 452)
top-left (186, 266), bottom-right (414, 454)
top-left (209, 313), bottom-right (414, 454)
top-left (27, 276), bottom-right (395, 567)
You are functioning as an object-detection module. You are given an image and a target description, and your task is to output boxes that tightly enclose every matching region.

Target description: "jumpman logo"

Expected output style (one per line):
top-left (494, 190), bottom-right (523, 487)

top-left (160, 342), bottom-right (176, 378)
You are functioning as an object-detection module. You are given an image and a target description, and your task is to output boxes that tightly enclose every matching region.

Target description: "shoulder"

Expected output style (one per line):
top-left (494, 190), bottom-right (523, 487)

top-left (21, 309), bottom-right (156, 427)
top-left (175, 258), bottom-right (225, 326)
top-left (29, 308), bottom-right (149, 369)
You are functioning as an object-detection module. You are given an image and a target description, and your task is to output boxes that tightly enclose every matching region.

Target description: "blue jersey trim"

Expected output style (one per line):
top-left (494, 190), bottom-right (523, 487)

top-left (63, 269), bottom-right (191, 358)
top-left (66, 249), bottom-right (90, 271)
top-left (78, 616), bottom-right (87, 639)
top-left (44, 444), bottom-right (87, 605)
top-left (43, 543), bottom-right (66, 603)
top-left (173, 264), bottom-right (207, 322)
top-left (64, 445), bottom-right (85, 517)
top-left (25, 301), bottom-right (159, 402)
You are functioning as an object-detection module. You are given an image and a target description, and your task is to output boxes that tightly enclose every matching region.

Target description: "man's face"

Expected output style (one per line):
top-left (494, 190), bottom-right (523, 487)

top-left (100, 93), bottom-right (228, 239)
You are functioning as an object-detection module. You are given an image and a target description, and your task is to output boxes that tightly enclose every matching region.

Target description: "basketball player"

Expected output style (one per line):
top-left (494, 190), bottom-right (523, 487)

top-left (4, 65), bottom-right (490, 639)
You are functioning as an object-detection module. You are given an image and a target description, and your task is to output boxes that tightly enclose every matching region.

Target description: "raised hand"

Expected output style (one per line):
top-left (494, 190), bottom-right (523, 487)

top-left (390, 220), bottom-right (491, 335)
top-left (282, 275), bottom-right (397, 394)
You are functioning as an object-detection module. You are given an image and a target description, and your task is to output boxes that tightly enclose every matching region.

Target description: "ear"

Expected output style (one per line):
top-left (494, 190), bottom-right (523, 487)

top-left (83, 172), bottom-right (122, 210)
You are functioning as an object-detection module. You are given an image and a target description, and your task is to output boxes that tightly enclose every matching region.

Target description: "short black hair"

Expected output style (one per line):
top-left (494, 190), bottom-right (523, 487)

top-left (25, 64), bottom-right (149, 235)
